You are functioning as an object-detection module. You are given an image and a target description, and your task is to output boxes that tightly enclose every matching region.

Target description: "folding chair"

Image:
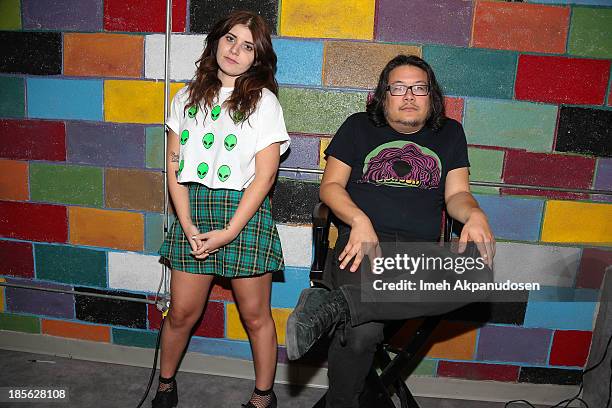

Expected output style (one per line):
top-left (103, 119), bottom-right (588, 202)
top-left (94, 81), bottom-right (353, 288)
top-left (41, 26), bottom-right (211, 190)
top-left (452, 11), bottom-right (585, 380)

top-left (309, 202), bottom-right (463, 408)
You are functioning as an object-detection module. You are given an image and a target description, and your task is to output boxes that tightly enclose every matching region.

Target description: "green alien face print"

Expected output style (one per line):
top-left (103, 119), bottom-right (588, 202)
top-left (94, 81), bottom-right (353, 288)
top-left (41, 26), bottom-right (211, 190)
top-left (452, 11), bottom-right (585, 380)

top-left (202, 132), bottom-right (215, 149)
top-left (224, 134), bottom-right (237, 151)
top-left (178, 159), bottom-right (184, 176)
top-left (211, 105), bottom-right (221, 121)
top-left (217, 165), bottom-right (231, 182)
top-left (180, 129), bottom-right (189, 145)
top-left (187, 105), bottom-right (198, 119)
top-left (197, 162), bottom-right (209, 179)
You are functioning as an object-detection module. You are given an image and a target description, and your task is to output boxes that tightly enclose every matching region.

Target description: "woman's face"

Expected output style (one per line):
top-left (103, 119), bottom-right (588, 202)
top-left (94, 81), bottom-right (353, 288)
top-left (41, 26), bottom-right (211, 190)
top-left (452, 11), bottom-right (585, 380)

top-left (216, 23), bottom-right (256, 87)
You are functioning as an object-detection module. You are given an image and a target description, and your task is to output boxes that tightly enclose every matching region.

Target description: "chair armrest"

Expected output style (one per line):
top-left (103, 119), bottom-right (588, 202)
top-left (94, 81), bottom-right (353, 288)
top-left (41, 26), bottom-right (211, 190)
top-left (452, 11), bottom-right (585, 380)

top-left (311, 202), bottom-right (331, 276)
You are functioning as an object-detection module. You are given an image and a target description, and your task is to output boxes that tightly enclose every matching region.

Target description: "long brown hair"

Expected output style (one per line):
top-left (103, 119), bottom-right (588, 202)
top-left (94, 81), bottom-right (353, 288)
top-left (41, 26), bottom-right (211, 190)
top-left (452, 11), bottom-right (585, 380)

top-left (185, 10), bottom-right (278, 123)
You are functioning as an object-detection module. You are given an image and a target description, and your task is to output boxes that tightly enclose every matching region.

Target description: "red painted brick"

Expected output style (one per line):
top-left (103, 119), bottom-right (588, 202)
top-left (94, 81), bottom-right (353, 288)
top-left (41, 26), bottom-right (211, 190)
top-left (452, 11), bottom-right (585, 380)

top-left (549, 330), bottom-right (592, 367)
top-left (104, 0), bottom-right (186, 33)
top-left (576, 248), bottom-right (612, 289)
top-left (502, 151), bottom-right (596, 199)
top-left (515, 55), bottom-right (610, 105)
top-left (472, 2), bottom-right (569, 54)
top-left (209, 278), bottom-right (234, 302)
top-left (0, 240), bottom-right (34, 278)
top-left (148, 299), bottom-right (224, 338)
top-left (0, 201), bottom-right (68, 243)
top-left (444, 97), bottom-right (464, 123)
top-left (0, 119), bottom-right (66, 161)
top-left (438, 361), bottom-right (520, 382)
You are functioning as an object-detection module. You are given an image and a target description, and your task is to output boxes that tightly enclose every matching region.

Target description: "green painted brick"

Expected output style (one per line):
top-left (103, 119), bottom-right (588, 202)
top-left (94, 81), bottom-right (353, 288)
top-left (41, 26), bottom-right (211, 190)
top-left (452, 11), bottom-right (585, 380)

top-left (412, 358), bottom-right (437, 376)
top-left (568, 8), bottom-right (612, 59)
top-left (30, 163), bottom-right (104, 206)
top-left (468, 147), bottom-right (504, 195)
top-left (0, 0), bottom-right (21, 30)
top-left (423, 46), bottom-right (517, 99)
top-left (279, 87), bottom-right (366, 134)
top-left (35, 244), bottom-right (107, 287)
top-left (0, 77), bottom-right (25, 118)
top-left (0, 313), bottom-right (41, 333)
top-left (146, 126), bottom-right (165, 169)
top-left (463, 99), bottom-right (557, 152)
top-left (112, 328), bottom-right (157, 348)
top-left (145, 213), bottom-right (167, 253)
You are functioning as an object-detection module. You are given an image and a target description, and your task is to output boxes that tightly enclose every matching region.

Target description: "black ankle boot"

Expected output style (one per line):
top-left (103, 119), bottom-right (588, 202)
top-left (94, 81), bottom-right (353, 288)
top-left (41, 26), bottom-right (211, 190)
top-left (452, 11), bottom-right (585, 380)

top-left (241, 389), bottom-right (277, 408)
top-left (151, 376), bottom-right (178, 408)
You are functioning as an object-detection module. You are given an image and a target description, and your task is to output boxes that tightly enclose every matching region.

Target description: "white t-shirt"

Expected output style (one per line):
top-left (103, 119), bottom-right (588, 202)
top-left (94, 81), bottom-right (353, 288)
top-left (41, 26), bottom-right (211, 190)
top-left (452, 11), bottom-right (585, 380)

top-left (167, 86), bottom-right (290, 190)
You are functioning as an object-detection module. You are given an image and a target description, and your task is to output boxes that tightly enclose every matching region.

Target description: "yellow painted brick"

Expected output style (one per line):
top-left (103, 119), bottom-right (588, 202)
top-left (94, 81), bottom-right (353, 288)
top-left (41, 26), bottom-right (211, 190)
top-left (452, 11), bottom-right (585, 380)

top-left (280, 0), bottom-right (375, 40)
top-left (425, 322), bottom-right (478, 360)
top-left (226, 303), bottom-right (292, 345)
top-left (0, 277), bottom-right (5, 313)
top-left (541, 200), bottom-right (612, 245)
top-left (69, 207), bottom-right (144, 251)
top-left (319, 138), bottom-right (331, 169)
top-left (104, 81), bottom-right (184, 124)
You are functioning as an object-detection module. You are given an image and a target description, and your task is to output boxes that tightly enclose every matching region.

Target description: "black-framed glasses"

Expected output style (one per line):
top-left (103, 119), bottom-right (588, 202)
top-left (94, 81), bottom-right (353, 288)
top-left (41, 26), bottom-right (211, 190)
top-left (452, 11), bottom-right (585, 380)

top-left (386, 84), bottom-right (430, 96)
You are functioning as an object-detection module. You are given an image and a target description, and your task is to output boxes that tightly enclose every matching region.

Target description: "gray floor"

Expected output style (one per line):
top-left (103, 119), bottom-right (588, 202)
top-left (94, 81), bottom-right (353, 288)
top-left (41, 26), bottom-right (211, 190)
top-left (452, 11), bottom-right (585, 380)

top-left (0, 349), bottom-right (546, 408)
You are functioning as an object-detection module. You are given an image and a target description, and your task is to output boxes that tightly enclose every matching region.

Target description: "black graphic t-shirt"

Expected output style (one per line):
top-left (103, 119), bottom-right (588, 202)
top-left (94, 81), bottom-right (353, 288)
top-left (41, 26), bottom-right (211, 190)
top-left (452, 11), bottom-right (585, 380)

top-left (325, 112), bottom-right (470, 241)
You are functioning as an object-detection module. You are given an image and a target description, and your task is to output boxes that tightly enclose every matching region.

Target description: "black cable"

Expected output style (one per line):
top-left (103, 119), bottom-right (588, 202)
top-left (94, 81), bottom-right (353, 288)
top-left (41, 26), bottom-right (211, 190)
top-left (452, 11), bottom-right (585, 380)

top-left (136, 316), bottom-right (166, 408)
top-left (505, 332), bottom-right (612, 408)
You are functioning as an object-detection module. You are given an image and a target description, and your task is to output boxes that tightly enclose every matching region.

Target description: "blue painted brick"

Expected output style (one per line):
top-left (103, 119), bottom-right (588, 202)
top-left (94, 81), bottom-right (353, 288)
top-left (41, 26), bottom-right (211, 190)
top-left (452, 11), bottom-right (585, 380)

top-left (474, 194), bottom-right (544, 241)
top-left (271, 266), bottom-right (311, 309)
top-left (523, 287), bottom-right (598, 330)
top-left (273, 39), bottom-right (324, 86)
top-left (279, 134), bottom-right (322, 181)
top-left (188, 336), bottom-right (253, 360)
top-left (27, 78), bottom-right (103, 121)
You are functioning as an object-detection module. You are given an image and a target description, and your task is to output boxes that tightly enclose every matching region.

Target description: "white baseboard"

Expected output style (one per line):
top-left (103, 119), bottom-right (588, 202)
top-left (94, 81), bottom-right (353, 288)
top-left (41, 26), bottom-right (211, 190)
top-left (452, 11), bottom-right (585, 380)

top-left (0, 331), bottom-right (581, 406)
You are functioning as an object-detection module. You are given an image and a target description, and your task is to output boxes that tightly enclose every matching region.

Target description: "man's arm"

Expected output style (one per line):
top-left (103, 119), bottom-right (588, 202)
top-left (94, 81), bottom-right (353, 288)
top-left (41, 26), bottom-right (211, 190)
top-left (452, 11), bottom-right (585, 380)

top-left (444, 167), bottom-right (495, 265)
top-left (320, 156), bottom-right (379, 272)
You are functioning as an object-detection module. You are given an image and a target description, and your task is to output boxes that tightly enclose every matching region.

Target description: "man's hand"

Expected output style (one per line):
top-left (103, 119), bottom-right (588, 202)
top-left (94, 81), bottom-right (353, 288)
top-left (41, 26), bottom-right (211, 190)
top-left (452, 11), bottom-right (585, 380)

top-left (191, 229), bottom-right (237, 259)
top-left (339, 217), bottom-right (381, 273)
top-left (458, 208), bottom-right (495, 267)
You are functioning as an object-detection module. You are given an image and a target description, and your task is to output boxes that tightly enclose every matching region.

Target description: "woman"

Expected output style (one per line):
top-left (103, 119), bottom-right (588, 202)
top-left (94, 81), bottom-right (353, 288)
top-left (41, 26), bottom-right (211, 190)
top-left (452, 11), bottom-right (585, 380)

top-left (155, 10), bottom-right (289, 408)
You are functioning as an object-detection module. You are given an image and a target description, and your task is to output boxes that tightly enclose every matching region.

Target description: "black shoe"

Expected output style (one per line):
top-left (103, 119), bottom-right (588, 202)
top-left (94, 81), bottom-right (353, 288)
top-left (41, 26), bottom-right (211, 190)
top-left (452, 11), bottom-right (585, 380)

top-left (151, 378), bottom-right (178, 408)
top-left (241, 390), bottom-right (277, 407)
top-left (286, 288), bottom-right (348, 360)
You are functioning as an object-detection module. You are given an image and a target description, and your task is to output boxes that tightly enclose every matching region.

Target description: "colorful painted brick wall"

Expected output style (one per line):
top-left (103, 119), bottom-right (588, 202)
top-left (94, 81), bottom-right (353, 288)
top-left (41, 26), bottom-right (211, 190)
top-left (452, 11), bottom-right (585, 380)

top-left (1, 0), bottom-right (611, 390)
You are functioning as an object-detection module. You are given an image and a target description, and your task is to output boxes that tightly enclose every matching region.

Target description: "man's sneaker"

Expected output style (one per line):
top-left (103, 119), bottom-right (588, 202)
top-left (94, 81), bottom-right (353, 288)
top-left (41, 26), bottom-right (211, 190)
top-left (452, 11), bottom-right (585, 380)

top-left (286, 288), bottom-right (349, 360)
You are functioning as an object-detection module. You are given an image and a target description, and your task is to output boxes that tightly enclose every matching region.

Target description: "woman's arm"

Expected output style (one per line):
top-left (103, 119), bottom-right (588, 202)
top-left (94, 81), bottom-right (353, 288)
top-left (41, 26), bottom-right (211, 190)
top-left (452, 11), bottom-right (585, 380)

top-left (166, 129), bottom-right (201, 252)
top-left (445, 167), bottom-right (495, 265)
top-left (320, 157), bottom-right (379, 272)
top-left (192, 142), bottom-right (282, 257)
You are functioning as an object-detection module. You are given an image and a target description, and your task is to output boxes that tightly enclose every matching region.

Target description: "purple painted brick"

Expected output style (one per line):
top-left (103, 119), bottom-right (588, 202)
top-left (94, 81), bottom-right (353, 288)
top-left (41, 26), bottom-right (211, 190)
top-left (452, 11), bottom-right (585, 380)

top-left (279, 133), bottom-right (321, 181)
top-left (376, 0), bottom-right (473, 46)
top-left (66, 122), bottom-right (145, 168)
top-left (476, 325), bottom-right (552, 364)
top-left (22, 0), bottom-right (103, 31)
top-left (593, 158), bottom-right (611, 203)
top-left (5, 279), bottom-right (75, 319)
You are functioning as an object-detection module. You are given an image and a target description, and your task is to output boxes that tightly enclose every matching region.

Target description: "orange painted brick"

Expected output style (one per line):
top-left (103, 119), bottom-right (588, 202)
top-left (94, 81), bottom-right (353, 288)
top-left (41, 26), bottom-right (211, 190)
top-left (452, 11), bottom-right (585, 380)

top-left (0, 160), bottom-right (28, 201)
top-left (64, 33), bottom-right (144, 78)
top-left (69, 207), bottom-right (144, 251)
top-left (425, 321), bottom-right (478, 360)
top-left (42, 319), bottom-right (110, 342)
top-left (105, 168), bottom-right (164, 213)
top-left (323, 41), bottom-right (421, 89)
top-left (472, 2), bottom-right (570, 54)
top-left (444, 97), bottom-right (464, 122)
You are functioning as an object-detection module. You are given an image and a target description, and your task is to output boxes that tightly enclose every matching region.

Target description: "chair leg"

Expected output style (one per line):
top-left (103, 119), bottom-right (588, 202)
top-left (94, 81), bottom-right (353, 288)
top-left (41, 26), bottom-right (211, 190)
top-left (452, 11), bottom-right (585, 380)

top-left (395, 379), bottom-right (420, 408)
top-left (359, 366), bottom-right (397, 408)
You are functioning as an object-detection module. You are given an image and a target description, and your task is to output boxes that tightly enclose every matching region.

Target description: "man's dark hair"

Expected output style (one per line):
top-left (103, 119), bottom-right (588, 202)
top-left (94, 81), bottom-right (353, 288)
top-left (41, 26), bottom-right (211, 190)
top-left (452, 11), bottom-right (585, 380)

top-left (366, 55), bottom-right (446, 131)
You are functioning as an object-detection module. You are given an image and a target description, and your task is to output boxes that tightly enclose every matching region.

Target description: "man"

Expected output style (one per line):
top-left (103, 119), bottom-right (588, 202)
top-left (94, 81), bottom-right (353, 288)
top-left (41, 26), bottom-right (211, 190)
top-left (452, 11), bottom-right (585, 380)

top-left (285, 55), bottom-right (496, 407)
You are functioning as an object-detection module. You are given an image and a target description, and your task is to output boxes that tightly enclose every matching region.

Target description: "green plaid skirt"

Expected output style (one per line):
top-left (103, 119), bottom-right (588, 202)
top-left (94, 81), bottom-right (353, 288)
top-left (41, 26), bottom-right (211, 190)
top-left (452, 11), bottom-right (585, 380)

top-left (159, 183), bottom-right (284, 277)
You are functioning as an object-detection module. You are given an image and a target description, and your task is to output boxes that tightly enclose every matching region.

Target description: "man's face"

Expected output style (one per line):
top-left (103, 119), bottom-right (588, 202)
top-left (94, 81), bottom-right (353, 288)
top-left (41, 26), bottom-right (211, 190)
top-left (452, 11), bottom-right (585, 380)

top-left (384, 65), bottom-right (431, 134)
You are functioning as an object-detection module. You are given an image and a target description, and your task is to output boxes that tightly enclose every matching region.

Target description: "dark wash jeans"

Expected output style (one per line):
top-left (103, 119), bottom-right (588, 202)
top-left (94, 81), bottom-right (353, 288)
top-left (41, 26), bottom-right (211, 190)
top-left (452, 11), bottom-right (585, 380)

top-left (324, 229), bottom-right (493, 408)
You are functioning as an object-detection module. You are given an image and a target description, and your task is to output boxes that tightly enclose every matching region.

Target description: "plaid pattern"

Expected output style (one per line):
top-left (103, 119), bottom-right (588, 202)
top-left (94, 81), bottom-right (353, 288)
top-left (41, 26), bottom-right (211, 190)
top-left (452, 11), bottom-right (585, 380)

top-left (159, 183), bottom-right (284, 277)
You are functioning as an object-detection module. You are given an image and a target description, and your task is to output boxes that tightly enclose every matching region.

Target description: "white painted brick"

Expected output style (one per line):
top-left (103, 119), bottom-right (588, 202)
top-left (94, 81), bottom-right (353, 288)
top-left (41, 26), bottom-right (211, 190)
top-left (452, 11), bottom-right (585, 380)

top-left (145, 34), bottom-right (207, 81)
top-left (493, 242), bottom-right (581, 287)
top-left (108, 251), bottom-right (165, 293)
top-left (277, 224), bottom-right (312, 268)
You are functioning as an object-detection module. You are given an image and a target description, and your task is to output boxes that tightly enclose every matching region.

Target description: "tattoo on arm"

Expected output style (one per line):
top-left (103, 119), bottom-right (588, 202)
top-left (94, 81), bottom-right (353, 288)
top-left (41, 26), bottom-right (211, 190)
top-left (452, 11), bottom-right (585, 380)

top-left (170, 151), bottom-right (179, 163)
